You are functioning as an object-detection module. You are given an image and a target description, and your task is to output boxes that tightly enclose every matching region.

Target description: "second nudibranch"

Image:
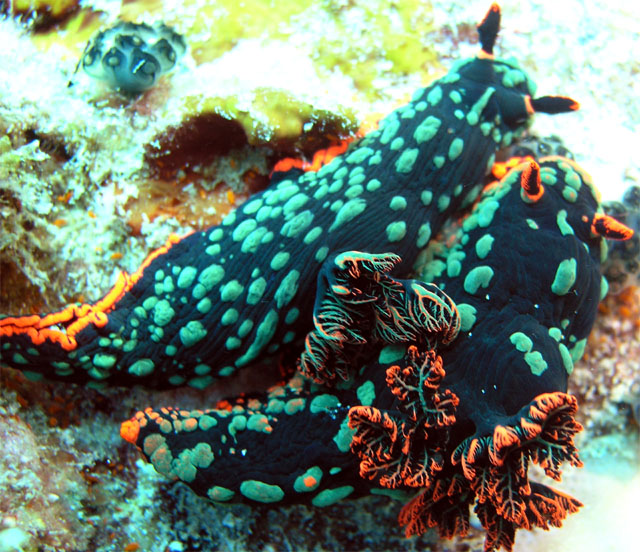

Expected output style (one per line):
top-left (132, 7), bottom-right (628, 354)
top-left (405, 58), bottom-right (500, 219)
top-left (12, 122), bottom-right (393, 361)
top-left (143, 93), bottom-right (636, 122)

top-left (0, 5), bottom-right (577, 389)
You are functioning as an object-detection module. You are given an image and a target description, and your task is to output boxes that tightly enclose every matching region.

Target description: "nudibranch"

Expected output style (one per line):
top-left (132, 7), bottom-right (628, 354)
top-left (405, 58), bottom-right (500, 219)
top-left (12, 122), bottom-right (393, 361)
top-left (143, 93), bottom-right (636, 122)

top-left (70, 21), bottom-right (186, 94)
top-left (120, 156), bottom-right (632, 552)
top-left (1, 4), bottom-right (577, 391)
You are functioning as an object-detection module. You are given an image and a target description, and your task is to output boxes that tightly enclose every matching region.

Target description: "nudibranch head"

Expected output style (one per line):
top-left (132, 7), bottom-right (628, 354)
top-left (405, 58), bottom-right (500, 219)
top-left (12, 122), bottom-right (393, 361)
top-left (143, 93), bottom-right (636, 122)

top-left (77, 21), bottom-right (186, 94)
top-left (450, 3), bottom-right (578, 129)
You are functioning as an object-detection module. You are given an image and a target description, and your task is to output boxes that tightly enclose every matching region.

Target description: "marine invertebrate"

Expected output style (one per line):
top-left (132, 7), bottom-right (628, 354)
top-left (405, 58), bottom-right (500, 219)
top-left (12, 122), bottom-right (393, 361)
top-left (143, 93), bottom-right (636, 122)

top-left (72, 21), bottom-right (186, 94)
top-left (121, 157), bottom-right (631, 551)
top-left (0, 4), bottom-right (576, 390)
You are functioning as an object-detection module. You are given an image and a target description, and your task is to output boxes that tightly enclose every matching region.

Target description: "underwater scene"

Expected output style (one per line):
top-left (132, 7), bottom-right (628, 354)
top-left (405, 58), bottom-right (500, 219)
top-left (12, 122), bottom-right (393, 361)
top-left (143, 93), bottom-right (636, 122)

top-left (0, 1), bottom-right (638, 551)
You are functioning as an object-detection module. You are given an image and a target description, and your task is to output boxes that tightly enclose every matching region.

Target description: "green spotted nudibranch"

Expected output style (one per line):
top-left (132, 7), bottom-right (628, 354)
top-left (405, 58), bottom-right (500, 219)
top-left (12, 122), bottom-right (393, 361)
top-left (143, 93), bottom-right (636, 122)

top-left (0, 4), bottom-right (578, 390)
top-left (121, 156), bottom-right (632, 552)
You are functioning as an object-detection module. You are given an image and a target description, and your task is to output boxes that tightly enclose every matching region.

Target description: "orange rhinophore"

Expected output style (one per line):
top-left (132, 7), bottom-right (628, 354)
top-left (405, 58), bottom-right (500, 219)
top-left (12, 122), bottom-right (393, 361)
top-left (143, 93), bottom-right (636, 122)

top-left (520, 160), bottom-right (545, 202)
top-left (591, 212), bottom-right (634, 241)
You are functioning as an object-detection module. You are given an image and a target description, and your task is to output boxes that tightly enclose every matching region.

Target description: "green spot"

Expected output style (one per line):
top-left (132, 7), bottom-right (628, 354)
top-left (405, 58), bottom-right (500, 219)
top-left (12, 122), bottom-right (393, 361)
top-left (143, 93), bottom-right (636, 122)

top-left (426, 85), bottom-right (442, 105)
top-left (180, 321), bottom-right (207, 347)
top-left (413, 116), bottom-right (441, 144)
top-left (389, 196), bottom-right (407, 211)
top-left (256, 205), bottom-right (272, 222)
top-left (345, 184), bottom-right (363, 198)
top-left (329, 198), bottom-right (367, 231)
top-left (466, 87), bottom-right (495, 126)
top-left (463, 266), bottom-right (494, 295)
top-left (241, 227), bottom-right (268, 254)
top-left (242, 198), bottom-right (262, 214)
top-left (345, 147), bottom-right (374, 164)
top-left (169, 375), bottom-right (185, 386)
top-left (390, 137), bottom-right (404, 151)
top-left (356, 381), bottom-right (375, 406)
top-left (548, 328), bottom-right (563, 342)
top-left (177, 266), bottom-right (198, 289)
top-left (448, 137), bottom-right (463, 161)
top-left (240, 480), bottom-right (284, 503)
top-left (475, 234), bottom-right (494, 259)
top-left (142, 296), bottom-right (158, 311)
top-left (600, 276), bottom-right (609, 300)
top-left (315, 246), bottom-right (329, 263)
top-left (570, 338), bottom-right (587, 363)
top-left (333, 417), bottom-right (355, 453)
top-left (198, 264), bottom-right (225, 291)
top-left (220, 280), bottom-right (244, 302)
top-left (208, 486), bottom-right (235, 502)
top-left (303, 226), bottom-right (323, 245)
top-left (551, 258), bottom-right (577, 296)
top-left (378, 344), bottom-right (406, 364)
top-left (285, 308), bottom-right (299, 324)
top-left (270, 251), bottom-right (291, 271)
top-left (246, 277), bottom-right (267, 305)
top-left (433, 155), bottom-right (445, 168)
top-left (199, 415), bottom-right (218, 431)
top-left (195, 364), bottom-right (211, 375)
top-left (562, 187), bottom-right (578, 203)
top-left (420, 190), bottom-right (433, 205)
top-left (274, 270), bottom-right (300, 308)
top-left (386, 221), bottom-right (407, 242)
top-left (525, 350), bottom-right (548, 376)
top-left (236, 310), bottom-right (278, 367)
top-left (541, 170), bottom-right (557, 185)
top-left (437, 194), bottom-right (450, 212)
top-left (128, 359), bottom-right (155, 377)
top-left (294, 466), bottom-right (323, 493)
top-left (379, 117), bottom-right (400, 145)
top-left (510, 332), bottom-right (533, 353)
top-left (247, 413), bottom-right (272, 433)
top-left (282, 193), bottom-right (309, 217)
top-left (416, 222), bottom-right (432, 248)
top-left (228, 415), bottom-right (247, 439)
top-left (449, 90), bottom-right (462, 103)
top-left (226, 336), bottom-right (242, 350)
top-left (196, 298), bottom-right (212, 314)
top-left (153, 299), bottom-right (175, 327)
top-left (93, 354), bottom-right (116, 369)
top-left (526, 219), bottom-right (539, 230)
top-left (237, 319), bottom-right (254, 338)
top-left (559, 343), bottom-right (574, 375)
top-left (457, 303), bottom-right (477, 332)
top-left (395, 148), bottom-right (419, 174)
top-left (311, 486), bottom-right (354, 507)
top-left (221, 308), bottom-right (239, 326)
top-left (477, 199), bottom-right (500, 227)
top-left (310, 394), bottom-right (340, 413)
top-left (564, 170), bottom-right (582, 190)
top-left (366, 178), bottom-right (381, 192)
top-left (556, 210), bottom-right (574, 236)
